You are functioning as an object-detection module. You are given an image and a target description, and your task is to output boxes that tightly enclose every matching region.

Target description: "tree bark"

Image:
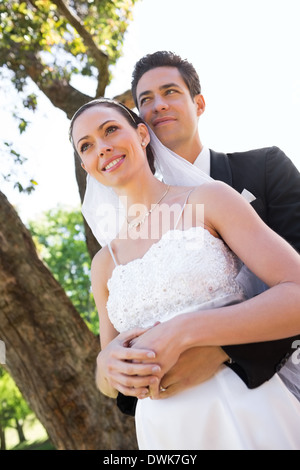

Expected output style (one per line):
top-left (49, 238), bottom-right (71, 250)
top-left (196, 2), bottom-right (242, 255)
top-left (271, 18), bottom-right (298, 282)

top-left (0, 422), bottom-right (6, 451)
top-left (113, 89), bottom-right (135, 109)
top-left (0, 191), bottom-right (137, 450)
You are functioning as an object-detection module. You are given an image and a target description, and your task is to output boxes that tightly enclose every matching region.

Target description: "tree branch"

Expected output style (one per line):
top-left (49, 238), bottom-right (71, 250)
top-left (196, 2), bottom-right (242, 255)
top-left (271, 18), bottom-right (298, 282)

top-left (50, 0), bottom-right (109, 96)
top-left (113, 89), bottom-right (135, 109)
top-left (7, 44), bottom-right (92, 118)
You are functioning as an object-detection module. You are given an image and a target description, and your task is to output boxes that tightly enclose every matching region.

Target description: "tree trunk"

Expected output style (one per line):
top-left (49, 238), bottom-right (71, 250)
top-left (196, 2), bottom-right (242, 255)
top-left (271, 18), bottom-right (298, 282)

top-left (0, 191), bottom-right (137, 450)
top-left (15, 419), bottom-right (26, 444)
top-left (0, 421), bottom-right (6, 451)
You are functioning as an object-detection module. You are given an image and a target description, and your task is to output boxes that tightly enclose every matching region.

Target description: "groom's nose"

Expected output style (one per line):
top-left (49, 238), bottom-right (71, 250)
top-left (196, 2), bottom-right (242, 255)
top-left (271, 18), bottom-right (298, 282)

top-left (153, 95), bottom-right (169, 113)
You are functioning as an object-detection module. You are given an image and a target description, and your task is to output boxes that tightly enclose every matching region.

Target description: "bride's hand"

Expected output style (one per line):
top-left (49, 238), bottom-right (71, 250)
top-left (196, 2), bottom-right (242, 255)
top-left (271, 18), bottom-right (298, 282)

top-left (96, 327), bottom-right (161, 399)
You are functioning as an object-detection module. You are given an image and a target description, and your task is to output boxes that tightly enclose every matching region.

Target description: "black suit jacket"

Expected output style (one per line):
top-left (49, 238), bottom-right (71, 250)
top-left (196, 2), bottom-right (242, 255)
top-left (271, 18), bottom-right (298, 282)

top-left (210, 146), bottom-right (300, 387)
top-left (117, 146), bottom-right (300, 415)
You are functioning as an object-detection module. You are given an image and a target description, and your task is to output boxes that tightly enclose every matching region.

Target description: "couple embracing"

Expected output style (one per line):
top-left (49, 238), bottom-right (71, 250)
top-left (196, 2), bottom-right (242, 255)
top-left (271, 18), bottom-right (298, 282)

top-left (69, 51), bottom-right (300, 450)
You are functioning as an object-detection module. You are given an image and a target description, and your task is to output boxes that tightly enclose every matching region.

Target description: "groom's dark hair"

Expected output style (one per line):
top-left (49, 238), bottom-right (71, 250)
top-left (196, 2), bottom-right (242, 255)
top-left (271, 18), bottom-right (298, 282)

top-left (131, 51), bottom-right (201, 108)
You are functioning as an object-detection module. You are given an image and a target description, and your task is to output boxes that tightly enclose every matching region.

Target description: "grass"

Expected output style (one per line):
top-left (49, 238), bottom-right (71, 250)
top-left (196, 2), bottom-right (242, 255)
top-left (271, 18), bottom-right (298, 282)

top-left (6, 416), bottom-right (55, 450)
top-left (11, 438), bottom-right (55, 450)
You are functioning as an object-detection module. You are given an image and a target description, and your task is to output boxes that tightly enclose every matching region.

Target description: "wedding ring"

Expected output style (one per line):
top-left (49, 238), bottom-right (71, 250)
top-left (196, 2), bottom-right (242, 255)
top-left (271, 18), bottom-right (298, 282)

top-left (159, 386), bottom-right (167, 392)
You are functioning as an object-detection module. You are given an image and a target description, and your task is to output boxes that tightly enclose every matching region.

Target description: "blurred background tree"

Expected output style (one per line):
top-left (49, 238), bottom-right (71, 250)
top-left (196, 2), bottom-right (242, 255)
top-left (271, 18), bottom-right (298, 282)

top-left (0, 0), bottom-right (136, 257)
top-left (28, 206), bottom-right (99, 334)
top-left (0, 368), bottom-right (33, 450)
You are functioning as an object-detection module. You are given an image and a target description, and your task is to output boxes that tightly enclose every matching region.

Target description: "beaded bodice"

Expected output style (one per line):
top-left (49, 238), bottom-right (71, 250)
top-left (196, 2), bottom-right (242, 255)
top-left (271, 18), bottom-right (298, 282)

top-left (106, 226), bottom-right (244, 332)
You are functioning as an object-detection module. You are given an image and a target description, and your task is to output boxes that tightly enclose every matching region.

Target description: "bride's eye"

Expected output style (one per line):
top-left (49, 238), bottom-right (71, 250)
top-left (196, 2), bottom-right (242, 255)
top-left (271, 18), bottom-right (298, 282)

top-left (105, 125), bottom-right (118, 135)
top-left (80, 142), bottom-right (91, 153)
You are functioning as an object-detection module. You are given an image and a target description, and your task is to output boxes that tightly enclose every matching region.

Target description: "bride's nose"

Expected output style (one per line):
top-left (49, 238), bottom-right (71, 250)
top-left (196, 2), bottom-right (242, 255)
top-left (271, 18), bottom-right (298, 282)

top-left (98, 144), bottom-right (113, 157)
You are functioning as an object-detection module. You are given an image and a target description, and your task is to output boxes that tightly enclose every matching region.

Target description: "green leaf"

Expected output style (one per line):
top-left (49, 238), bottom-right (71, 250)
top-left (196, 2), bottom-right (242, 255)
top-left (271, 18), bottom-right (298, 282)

top-left (18, 118), bottom-right (28, 134)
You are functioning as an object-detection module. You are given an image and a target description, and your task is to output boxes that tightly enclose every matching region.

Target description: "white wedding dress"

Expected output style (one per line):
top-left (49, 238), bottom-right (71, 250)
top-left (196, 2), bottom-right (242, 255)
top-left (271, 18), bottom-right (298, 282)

top-left (106, 226), bottom-right (300, 450)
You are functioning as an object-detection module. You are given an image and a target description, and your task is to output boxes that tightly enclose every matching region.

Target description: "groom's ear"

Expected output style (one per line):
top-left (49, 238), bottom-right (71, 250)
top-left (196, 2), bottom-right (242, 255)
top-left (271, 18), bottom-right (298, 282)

top-left (137, 123), bottom-right (150, 146)
top-left (194, 94), bottom-right (206, 117)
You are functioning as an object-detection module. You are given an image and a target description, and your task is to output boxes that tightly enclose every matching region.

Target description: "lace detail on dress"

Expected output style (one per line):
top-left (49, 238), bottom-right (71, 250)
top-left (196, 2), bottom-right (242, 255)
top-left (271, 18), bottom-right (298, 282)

top-left (106, 226), bottom-right (244, 332)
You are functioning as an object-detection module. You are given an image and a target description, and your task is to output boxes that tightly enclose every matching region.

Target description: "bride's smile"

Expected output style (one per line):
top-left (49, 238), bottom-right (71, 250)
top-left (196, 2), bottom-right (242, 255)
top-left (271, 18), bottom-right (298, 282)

top-left (101, 155), bottom-right (126, 172)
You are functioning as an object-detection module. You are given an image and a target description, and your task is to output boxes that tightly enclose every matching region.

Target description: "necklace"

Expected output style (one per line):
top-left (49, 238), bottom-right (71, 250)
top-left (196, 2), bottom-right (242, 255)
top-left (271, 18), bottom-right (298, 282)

top-left (127, 185), bottom-right (170, 230)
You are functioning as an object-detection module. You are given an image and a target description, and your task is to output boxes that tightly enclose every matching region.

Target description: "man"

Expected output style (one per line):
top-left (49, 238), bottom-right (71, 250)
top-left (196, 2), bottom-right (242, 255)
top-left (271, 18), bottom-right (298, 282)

top-left (103, 51), bottom-right (300, 415)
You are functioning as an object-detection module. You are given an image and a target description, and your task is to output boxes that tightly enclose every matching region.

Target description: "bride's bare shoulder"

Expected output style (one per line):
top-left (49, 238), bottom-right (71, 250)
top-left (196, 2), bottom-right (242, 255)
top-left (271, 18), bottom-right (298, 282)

top-left (91, 245), bottom-right (115, 283)
top-left (189, 180), bottom-right (236, 203)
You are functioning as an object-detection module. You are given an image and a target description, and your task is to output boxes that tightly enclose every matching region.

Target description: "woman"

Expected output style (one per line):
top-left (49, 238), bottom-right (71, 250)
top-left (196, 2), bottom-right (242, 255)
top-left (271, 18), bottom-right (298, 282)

top-left (69, 98), bottom-right (300, 450)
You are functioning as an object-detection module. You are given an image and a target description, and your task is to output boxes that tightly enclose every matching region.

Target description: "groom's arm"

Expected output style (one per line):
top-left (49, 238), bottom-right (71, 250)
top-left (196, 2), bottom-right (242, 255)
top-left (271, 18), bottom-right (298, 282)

top-left (223, 146), bottom-right (300, 386)
top-left (150, 149), bottom-right (300, 394)
top-left (264, 146), bottom-right (300, 253)
top-left (116, 148), bottom-right (300, 413)
top-left (222, 336), bottom-right (300, 388)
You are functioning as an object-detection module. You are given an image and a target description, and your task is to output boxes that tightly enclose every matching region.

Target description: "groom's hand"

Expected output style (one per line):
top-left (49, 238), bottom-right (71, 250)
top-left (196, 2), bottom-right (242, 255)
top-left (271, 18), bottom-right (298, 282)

top-left (150, 346), bottom-right (229, 399)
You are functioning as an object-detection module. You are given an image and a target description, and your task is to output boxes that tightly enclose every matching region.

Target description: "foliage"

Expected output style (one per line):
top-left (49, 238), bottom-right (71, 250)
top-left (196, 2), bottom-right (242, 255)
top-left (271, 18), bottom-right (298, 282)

top-left (0, 367), bottom-right (33, 448)
top-left (0, 0), bottom-right (139, 97)
top-left (0, 0), bottom-right (138, 199)
top-left (0, 366), bottom-right (53, 450)
top-left (0, 70), bottom-right (39, 194)
top-left (28, 206), bottom-right (99, 334)
top-left (0, 368), bottom-right (32, 426)
top-left (1, 141), bottom-right (38, 194)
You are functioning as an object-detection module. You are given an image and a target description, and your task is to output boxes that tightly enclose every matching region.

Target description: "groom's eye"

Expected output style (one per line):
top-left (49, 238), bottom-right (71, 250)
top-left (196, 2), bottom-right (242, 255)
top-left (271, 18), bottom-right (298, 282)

top-left (165, 89), bottom-right (177, 96)
top-left (140, 96), bottom-right (151, 106)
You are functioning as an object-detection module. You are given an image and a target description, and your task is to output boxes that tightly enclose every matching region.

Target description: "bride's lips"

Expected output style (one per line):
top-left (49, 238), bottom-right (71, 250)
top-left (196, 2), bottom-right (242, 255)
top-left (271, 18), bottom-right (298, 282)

top-left (152, 116), bottom-right (177, 128)
top-left (101, 155), bottom-right (125, 172)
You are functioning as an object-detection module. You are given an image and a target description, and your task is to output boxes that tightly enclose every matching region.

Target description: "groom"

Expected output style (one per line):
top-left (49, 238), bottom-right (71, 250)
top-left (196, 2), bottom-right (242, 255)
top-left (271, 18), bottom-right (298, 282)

top-left (108, 51), bottom-right (300, 414)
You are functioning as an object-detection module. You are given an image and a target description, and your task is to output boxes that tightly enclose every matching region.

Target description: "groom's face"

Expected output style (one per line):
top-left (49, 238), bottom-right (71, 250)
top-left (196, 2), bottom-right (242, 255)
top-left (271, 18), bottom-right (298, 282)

top-left (136, 66), bottom-right (205, 161)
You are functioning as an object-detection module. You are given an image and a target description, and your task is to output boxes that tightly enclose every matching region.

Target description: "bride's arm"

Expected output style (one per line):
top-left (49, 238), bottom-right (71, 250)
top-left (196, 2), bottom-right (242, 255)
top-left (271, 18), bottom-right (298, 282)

top-left (132, 182), bottom-right (300, 369)
top-left (91, 249), bottom-right (160, 398)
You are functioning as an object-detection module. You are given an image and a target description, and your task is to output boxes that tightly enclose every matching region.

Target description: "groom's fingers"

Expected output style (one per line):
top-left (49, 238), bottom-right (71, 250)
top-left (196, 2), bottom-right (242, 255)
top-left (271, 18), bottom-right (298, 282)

top-left (113, 374), bottom-right (160, 399)
top-left (116, 384), bottom-right (150, 399)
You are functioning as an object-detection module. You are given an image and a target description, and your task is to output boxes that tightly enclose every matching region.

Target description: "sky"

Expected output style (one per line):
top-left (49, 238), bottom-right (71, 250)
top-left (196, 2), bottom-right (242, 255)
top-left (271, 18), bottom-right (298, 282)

top-left (1, 0), bottom-right (300, 223)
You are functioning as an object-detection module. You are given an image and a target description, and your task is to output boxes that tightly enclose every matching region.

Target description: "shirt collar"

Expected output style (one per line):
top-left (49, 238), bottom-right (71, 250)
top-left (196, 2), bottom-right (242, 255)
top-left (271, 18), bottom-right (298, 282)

top-left (193, 146), bottom-right (210, 175)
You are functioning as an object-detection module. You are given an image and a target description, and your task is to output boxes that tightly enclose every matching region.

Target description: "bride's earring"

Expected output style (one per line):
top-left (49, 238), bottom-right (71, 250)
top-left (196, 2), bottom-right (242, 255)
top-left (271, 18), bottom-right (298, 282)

top-left (141, 142), bottom-right (146, 147)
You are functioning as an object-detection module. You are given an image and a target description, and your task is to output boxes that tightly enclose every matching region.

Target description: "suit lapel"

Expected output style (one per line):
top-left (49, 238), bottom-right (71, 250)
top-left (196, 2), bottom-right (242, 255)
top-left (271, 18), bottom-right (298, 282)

top-left (210, 149), bottom-right (233, 186)
top-left (210, 149), bottom-right (266, 221)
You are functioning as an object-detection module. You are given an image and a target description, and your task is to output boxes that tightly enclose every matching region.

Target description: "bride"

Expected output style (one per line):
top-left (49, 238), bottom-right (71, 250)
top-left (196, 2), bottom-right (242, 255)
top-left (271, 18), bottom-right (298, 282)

top-left (69, 98), bottom-right (300, 450)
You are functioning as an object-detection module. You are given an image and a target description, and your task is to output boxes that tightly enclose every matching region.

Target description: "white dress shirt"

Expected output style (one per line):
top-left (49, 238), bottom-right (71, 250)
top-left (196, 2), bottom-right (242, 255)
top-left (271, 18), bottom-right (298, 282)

top-left (193, 146), bottom-right (211, 175)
